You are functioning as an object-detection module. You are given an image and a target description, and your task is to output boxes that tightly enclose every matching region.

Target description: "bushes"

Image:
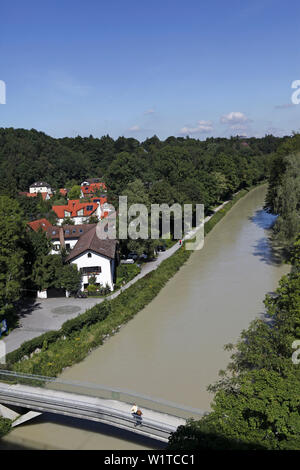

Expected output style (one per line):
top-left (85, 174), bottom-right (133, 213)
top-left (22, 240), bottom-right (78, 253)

top-left (6, 330), bottom-right (61, 364)
top-left (61, 301), bottom-right (111, 336)
top-left (0, 417), bottom-right (11, 438)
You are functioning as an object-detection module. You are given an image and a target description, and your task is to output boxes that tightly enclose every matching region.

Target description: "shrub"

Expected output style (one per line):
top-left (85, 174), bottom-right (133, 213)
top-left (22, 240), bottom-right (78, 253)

top-left (0, 417), bottom-right (11, 438)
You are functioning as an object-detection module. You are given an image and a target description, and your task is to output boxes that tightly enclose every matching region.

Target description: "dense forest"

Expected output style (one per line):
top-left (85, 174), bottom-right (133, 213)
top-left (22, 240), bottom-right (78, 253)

top-left (168, 135), bottom-right (300, 450)
top-left (0, 127), bottom-right (283, 207)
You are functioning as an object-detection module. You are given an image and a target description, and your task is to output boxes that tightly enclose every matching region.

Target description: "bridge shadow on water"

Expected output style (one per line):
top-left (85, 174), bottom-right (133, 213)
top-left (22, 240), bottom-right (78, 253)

top-left (0, 412), bottom-right (167, 450)
top-left (0, 412), bottom-right (269, 451)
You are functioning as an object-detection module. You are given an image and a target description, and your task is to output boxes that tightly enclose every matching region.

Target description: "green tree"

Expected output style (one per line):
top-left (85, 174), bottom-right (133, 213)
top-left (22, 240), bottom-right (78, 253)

top-left (0, 197), bottom-right (27, 317)
top-left (68, 185), bottom-right (81, 200)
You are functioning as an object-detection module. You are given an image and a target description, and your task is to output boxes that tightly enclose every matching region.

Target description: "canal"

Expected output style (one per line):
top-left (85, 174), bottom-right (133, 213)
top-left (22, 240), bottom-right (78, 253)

top-left (1, 185), bottom-right (290, 450)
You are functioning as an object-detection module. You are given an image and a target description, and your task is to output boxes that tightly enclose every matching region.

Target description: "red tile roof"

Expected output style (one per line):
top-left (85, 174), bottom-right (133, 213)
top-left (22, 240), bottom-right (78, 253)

top-left (90, 196), bottom-right (107, 205)
top-left (19, 192), bottom-right (50, 200)
top-left (59, 188), bottom-right (68, 196)
top-left (28, 218), bottom-right (53, 232)
top-left (81, 182), bottom-right (107, 196)
top-left (52, 199), bottom-right (99, 219)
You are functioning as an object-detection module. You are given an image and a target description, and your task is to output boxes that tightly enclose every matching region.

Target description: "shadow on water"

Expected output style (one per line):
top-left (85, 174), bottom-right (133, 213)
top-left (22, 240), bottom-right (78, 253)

top-left (0, 411), bottom-right (268, 450)
top-left (249, 209), bottom-right (278, 230)
top-left (0, 412), bottom-right (167, 450)
top-left (249, 210), bottom-right (284, 266)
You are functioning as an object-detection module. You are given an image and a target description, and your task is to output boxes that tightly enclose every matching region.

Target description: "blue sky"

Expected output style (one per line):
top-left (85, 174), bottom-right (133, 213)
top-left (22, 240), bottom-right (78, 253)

top-left (0, 0), bottom-right (300, 140)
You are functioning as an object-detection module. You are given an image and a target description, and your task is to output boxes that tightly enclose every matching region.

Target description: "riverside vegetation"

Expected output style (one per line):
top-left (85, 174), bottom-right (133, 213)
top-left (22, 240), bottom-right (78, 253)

top-left (168, 141), bottom-right (300, 450)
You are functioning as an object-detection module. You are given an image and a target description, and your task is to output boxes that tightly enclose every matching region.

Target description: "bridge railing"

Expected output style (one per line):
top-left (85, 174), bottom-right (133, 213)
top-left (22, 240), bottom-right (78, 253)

top-left (0, 369), bottom-right (207, 421)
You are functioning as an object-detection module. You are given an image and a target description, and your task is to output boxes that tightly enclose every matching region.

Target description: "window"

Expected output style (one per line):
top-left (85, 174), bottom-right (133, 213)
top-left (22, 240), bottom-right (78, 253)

top-left (66, 244), bottom-right (70, 250)
top-left (72, 229), bottom-right (76, 233)
top-left (88, 253), bottom-right (92, 258)
top-left (65, 229), bottom-right (70, 234)
top-left (64, 211), bottom-right (71, 217)
top-left (52, 230), bottom-right (56, 235)
top-left (80, 266), bottom-right (101, 274)
top-left (79, 229), bottom-right (83, 233)
top-left (86, 205), bottom-right (93, 211)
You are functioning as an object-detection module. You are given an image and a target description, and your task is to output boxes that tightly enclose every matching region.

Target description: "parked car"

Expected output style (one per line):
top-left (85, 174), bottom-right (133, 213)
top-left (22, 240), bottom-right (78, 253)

top-left (157, 244), bottom-right (166, 252)
top-left (127, 252), bottom-right (138, 261)
top-left (120, 259), bottom-right (135, 264)
top-left (75, 290), bottom-right (87, 298)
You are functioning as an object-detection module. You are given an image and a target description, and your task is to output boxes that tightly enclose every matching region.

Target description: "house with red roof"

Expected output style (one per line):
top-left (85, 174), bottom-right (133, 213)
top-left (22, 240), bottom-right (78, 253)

top-left (27, 218), bottom-right (53, 232)
top-left (80, 179), bottom-right (107, 198)
top-left (59, 188), bottom-right (68, 197)
top-left (52, 199), bottom-right (103, 225)
top-left (19, 191), bottom-right (51, 201)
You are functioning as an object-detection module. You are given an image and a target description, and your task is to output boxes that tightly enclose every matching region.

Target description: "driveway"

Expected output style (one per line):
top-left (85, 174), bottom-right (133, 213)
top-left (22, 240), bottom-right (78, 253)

top-left (4, 297), bottom-right (104, 354)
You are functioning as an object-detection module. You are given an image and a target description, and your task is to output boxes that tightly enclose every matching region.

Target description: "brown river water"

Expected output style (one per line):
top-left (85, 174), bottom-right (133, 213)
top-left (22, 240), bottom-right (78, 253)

top-left (0, 185), bottom-right (290, 450)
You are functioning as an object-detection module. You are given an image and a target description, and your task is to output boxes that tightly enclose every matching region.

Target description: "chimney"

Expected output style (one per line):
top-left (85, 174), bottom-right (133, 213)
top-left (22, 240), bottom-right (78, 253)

top-left (59, 227), bottom-right (65, 249)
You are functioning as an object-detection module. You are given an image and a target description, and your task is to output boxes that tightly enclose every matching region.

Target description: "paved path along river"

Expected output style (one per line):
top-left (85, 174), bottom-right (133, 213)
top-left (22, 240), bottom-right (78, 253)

top-left (1, 185), bottom-right (290, 450)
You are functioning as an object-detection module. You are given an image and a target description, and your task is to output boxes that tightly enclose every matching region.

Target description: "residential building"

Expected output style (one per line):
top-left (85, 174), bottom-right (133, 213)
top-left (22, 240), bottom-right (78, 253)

top-left (27, 218), bottom-right (53, 232)
top-left (52, 199), bottom-right (103, 225)
top-left (65, 225), bottom-right (117, 291)
top-left (80, 179), bottom-right (107, 198)
top-left (46, 224), bottom-right (97, 254)
top-left (29, 181), bottom-right (53, 195)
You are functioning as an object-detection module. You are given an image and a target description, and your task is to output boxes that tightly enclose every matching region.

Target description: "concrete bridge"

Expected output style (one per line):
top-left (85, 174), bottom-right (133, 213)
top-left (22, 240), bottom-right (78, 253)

top-left (0, 371), bottom-right (206, 443)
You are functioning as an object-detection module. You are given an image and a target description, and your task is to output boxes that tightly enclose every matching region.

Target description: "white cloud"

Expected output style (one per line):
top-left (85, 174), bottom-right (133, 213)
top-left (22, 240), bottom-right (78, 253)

top-left (180, 120), bottom-right (213, 135)
top-left (220, 111), bottom-right (250, 125)
top-left (144, 108), bottom-right (155, 115)
top-left (128, 125), bottom-right (141, 132)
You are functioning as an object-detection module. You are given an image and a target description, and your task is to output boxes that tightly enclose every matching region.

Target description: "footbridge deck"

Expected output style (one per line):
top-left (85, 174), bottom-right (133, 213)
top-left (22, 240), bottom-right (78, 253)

top-left (0, 371), bottom-right (207, 443)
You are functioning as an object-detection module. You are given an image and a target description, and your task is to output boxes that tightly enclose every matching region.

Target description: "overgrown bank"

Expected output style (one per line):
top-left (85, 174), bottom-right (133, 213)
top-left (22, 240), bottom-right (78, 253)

top-left (1, 186), bottom-right (253, 377)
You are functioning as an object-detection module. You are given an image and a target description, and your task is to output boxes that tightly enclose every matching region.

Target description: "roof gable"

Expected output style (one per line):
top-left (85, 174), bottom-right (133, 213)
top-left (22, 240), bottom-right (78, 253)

top-left (66, 226), bottom-right (116, 261)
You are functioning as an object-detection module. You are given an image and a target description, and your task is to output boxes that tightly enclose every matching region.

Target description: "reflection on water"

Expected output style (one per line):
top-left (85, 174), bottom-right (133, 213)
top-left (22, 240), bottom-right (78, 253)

top-left (2, 186), bottom-right (290, 450)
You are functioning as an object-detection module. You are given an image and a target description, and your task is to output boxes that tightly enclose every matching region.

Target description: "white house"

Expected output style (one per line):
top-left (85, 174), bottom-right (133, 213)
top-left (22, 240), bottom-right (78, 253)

top-left (46, 224), bottom-right (97, 255)
top-left (29, 181), bottom-right (53, 195)
top-left (65, 226), bottom-right (117, 291)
